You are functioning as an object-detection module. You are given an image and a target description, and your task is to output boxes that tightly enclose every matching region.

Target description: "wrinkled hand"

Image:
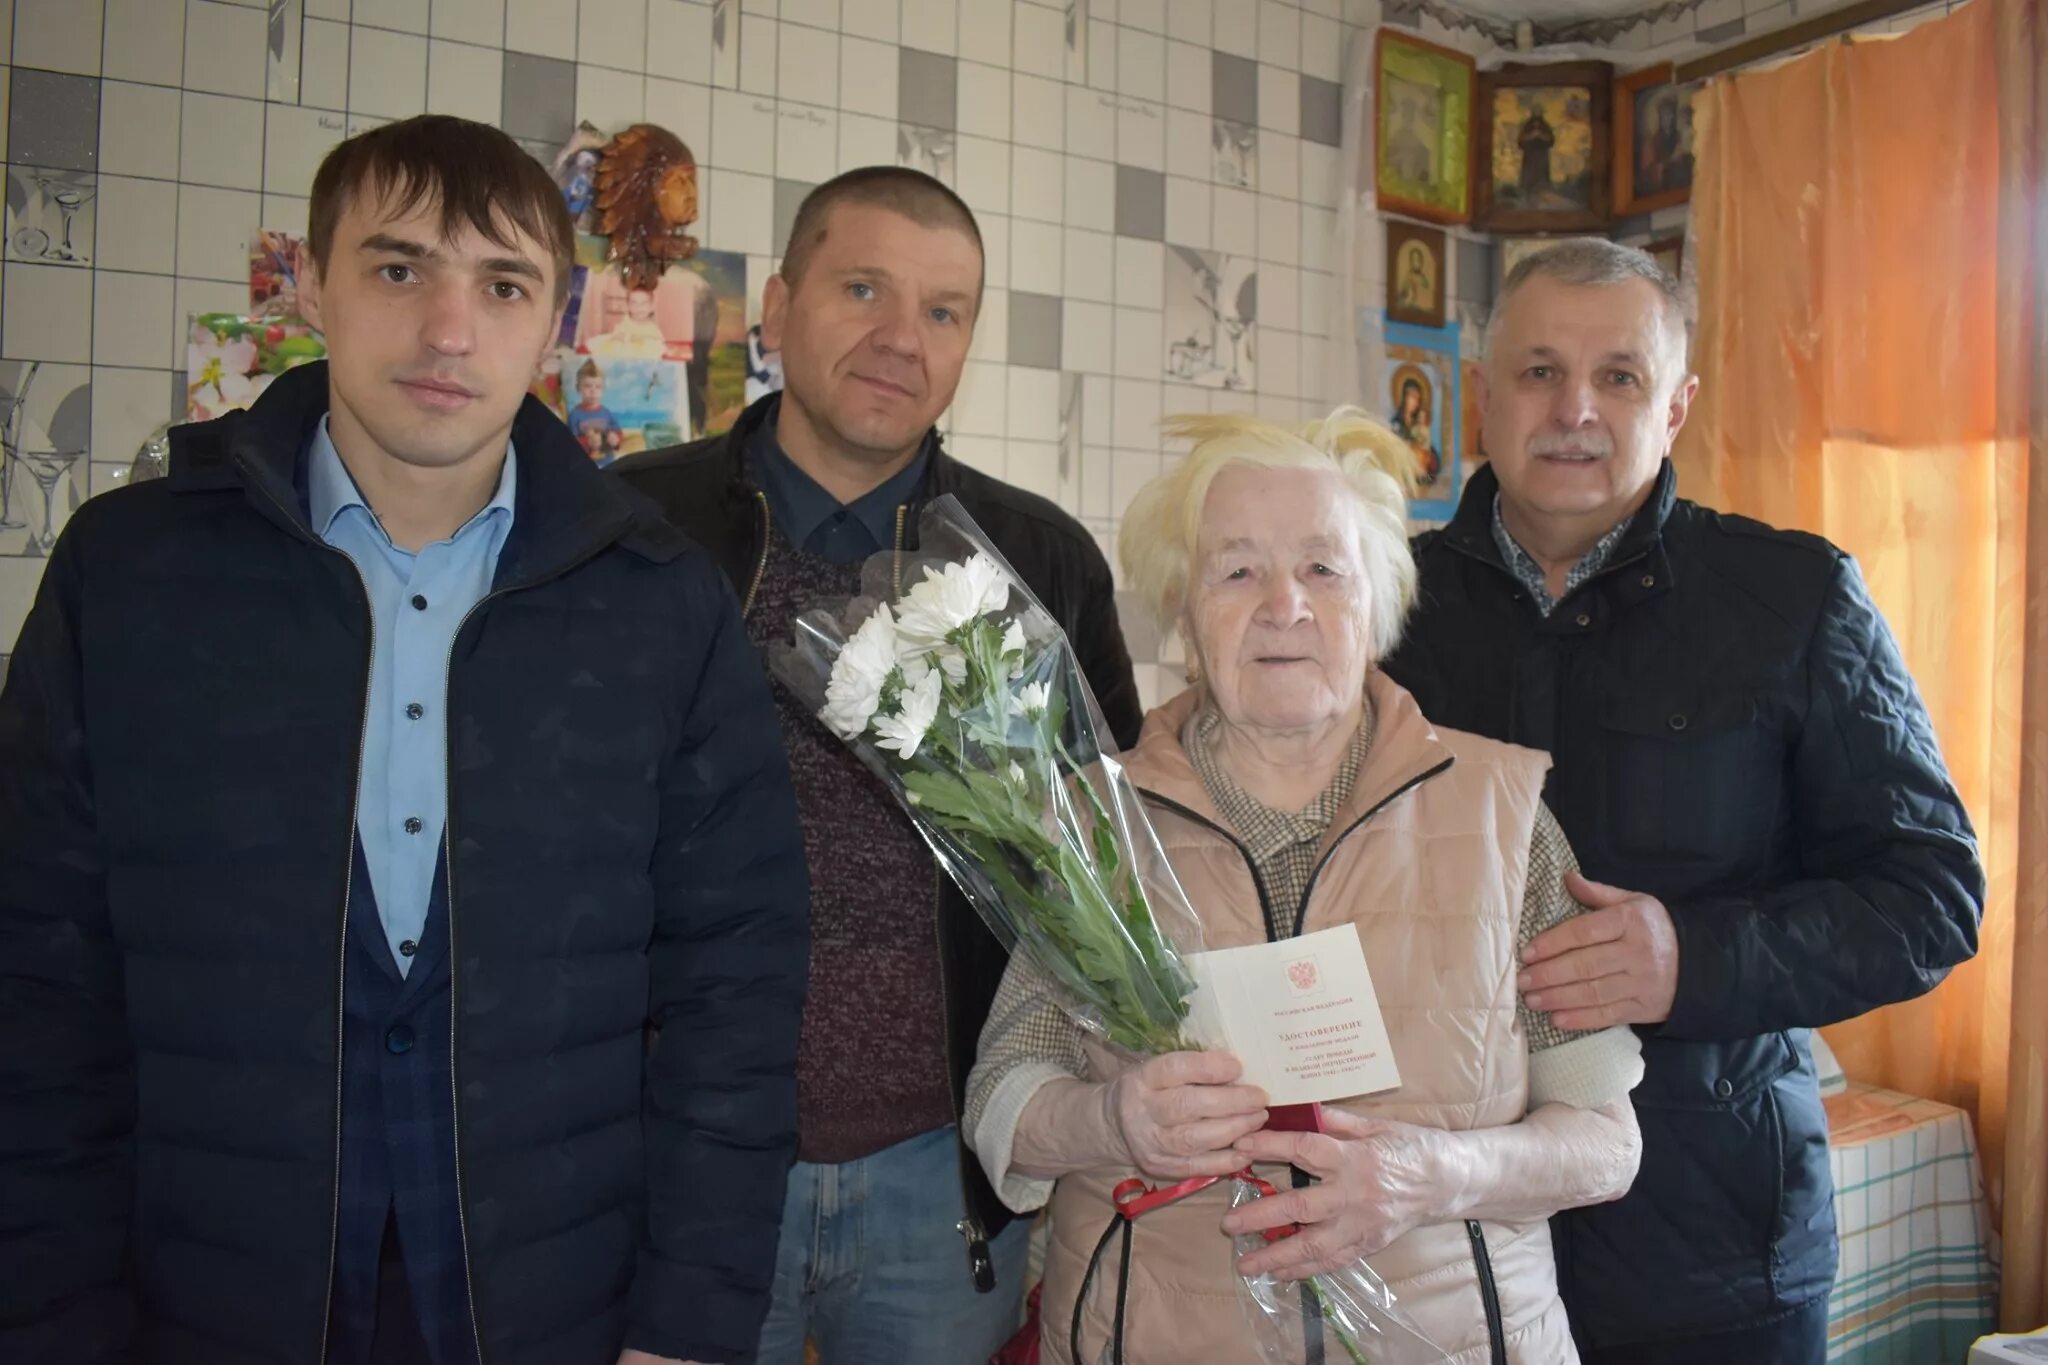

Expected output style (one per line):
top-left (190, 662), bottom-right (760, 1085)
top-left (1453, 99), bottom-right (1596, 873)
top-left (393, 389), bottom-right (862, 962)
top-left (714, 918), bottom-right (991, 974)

top-left (1106, 1050), bottom-right (1269, 1182)
top-left (616, 1352), bottom-right (699, 1365)
top-left (1518, 873), bottom-right (1680, 1029)
top-left (1221, 1109), bottom-right (1454, 1280)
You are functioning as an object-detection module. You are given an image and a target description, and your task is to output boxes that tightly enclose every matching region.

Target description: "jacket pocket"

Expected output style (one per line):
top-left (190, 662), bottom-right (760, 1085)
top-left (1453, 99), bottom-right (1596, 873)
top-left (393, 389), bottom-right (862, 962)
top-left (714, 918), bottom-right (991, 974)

top-left (1596, 690), bottom-right (1781, 872)
top-left (1565, 1089), bottom-right (1790, 1341)
top-left (1766, 1047), bottom-right (1839, 1303)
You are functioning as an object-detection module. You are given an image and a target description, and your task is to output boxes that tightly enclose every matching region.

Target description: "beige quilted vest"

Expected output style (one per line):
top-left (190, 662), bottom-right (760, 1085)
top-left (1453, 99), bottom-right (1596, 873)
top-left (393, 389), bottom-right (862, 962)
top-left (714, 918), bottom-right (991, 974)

top-left (1039, 672), bottom-right (1579, 1365)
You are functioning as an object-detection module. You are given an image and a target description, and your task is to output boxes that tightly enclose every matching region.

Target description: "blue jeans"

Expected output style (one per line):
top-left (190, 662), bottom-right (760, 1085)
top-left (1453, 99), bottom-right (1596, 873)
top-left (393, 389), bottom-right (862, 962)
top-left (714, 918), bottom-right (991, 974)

top-left (755, 1126), bottom-right (1031, 1365)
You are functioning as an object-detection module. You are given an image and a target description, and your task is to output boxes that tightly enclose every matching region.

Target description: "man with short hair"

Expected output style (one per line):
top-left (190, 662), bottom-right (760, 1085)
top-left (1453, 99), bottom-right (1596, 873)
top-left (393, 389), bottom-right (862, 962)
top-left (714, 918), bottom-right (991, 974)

top-left (1382, 237), bottom-right (1984, 1364)
top-left (0, 114), bottom-right (809, 1365)
top-left (616, 166), bottom-right (1141, 1365)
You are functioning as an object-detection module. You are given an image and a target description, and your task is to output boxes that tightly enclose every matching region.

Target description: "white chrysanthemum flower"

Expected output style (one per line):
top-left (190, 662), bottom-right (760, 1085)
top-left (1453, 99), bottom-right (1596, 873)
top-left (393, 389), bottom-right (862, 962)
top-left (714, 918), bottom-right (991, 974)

top-left (818, 604), bottom-right (897, 738)
top-left (874, 666), bottom-right (944, 760)
top-left (1000, 619), bottom-right (1026, 657)
top-left (1014, 681), bottom-right (1051, 717)
top-left (896, 553), bottom-right (1013, 647)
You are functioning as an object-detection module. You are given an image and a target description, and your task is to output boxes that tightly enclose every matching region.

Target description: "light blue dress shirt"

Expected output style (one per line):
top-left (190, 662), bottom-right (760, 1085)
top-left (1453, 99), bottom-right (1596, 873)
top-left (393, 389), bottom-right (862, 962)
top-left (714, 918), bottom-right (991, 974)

top-left (309, 417), bottom-right (517, 973)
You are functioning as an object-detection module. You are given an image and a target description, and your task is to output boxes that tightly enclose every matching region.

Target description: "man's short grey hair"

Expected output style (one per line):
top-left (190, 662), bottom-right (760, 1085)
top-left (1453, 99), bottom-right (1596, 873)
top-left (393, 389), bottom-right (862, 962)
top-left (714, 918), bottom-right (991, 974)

top-left (1483, 237), bottom-right (1692, 381)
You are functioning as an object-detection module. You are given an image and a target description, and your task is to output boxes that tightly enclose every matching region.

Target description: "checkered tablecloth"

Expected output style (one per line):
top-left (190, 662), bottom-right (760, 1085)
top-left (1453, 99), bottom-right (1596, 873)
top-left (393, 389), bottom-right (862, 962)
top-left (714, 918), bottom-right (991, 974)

top-left (1826, 1082), bottom-right (2000, 1364)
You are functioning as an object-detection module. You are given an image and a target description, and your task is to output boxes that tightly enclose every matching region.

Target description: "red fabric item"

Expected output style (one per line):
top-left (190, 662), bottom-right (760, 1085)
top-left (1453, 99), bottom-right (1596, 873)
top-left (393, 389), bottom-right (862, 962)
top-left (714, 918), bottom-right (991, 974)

top-left (991, 1284), bottom-right (1042, 1365)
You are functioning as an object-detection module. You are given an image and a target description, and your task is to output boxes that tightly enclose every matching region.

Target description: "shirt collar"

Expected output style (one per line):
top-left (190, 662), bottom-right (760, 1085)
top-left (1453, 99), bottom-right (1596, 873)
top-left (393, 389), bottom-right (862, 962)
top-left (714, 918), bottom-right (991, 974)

top-left (307, 415), bottom-right (517, 548)
top-left (748, 399), bottom-right (929, 552)
top-left (1183, 699), bottom-right (1376, 859)
top-left (1489, 493), bottom-right (1632, 616)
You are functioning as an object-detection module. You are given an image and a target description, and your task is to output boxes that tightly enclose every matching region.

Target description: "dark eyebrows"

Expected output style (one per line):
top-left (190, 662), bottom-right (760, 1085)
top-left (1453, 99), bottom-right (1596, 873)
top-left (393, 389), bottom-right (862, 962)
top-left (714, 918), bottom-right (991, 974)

top-left (359, 232), bottom-right (436, 260)
top-left (357, 232), bottom-right (545, 284)
top-left (481, 255), bottom-right (545, 284)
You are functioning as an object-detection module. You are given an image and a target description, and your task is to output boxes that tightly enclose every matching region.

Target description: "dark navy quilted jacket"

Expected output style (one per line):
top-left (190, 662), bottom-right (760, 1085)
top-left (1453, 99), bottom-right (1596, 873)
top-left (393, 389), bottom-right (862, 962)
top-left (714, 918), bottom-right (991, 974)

top-left (0, 362), bottom-right (810, 1365)
top-left (1384, 460), bottom-right (1984, 1351)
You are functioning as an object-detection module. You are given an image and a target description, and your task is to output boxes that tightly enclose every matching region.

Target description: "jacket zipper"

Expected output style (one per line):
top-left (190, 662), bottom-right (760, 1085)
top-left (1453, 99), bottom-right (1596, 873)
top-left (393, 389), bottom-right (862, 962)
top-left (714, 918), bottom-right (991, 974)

top-left (438, 532), bottom-right (625, 1363)
top-left (1289, 758), bottom-right (1455, 938)
top-left (1128, 792), bottom-right (1284, 942)
top-left (245, 478), bottom-right (372, 1365)
top-left (741, 490), bottom-right (771, 616)
top-left (1139, 756), bottom-right (1455, 941)
top-left (1466, 1219), bottom-right (1509, 1365)
top-left (931, 860), bottom-right (994, 1289)
top-left (893, 503), bottom-right (909, 593)
top-left (901, 500), bottom-right (990, 1287)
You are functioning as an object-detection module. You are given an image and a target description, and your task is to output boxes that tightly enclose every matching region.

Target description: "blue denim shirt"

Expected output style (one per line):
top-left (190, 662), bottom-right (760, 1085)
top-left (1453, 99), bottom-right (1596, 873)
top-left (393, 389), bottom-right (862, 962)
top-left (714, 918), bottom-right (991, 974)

top-left (748, 399), bottom-right (928, 564)
top-left (309, 418), bottom-right (516, 972)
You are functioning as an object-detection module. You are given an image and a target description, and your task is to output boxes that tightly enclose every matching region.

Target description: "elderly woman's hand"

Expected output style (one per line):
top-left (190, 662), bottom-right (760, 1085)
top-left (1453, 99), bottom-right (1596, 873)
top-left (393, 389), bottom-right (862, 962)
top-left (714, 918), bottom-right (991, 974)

top-left (1220, 1109), bottom-right (1457, 1280)
top-left (1107, 1050), bottom-right (1270, 1182)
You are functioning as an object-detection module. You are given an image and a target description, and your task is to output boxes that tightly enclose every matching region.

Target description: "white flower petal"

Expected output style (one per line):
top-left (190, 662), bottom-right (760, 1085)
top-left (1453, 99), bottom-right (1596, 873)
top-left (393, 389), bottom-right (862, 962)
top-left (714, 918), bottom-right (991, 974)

top-left (873, 668), bottom-right (944, 760)
top-left (819, 604), bottom-right (898, 738)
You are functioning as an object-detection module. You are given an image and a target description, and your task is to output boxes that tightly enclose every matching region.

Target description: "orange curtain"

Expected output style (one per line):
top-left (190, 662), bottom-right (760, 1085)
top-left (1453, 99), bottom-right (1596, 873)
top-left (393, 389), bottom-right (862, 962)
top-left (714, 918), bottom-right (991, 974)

top-left (1675, 0), bottom-right (2044, 1327)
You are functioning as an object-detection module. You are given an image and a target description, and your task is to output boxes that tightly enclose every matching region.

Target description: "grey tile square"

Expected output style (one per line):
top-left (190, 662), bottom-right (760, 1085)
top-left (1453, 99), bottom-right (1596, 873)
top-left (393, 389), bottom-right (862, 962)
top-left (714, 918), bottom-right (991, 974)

top-left (1212, 52), bottom-right (1257, 128)
top-left (898, 48), bottom-right (958, 132)
top-left (9, 70), bottom-right (102, 173)
top-left (1455, 236), bottom-right (1495, 308)
top-left (500, 52), bottom-right (577, 147)
top-left (1009, 291), bottom-right (1063, 370)
top-left (1299, 75), bottom-right (1342, 148)
top-left (1698, 16), bottom-right (1747, 44)
top-left (774, 178), bottom-right (817, 257)
top-left (1115, 165), bottom-right (1165, 241)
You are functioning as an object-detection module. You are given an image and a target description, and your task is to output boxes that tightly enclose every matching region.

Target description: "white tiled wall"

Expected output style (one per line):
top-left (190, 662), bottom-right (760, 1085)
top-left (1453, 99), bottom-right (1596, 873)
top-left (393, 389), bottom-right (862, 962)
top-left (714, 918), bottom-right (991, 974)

top-left (0, 0), bottom-right (1372, 701)
top-left (0, 0), bottom-right (1963, 694)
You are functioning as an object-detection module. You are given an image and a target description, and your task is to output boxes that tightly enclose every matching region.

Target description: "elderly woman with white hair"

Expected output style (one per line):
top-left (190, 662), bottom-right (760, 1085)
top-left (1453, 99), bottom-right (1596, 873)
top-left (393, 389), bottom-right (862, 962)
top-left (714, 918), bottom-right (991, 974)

top-left (965, 409), bottom-right (1646, 1364)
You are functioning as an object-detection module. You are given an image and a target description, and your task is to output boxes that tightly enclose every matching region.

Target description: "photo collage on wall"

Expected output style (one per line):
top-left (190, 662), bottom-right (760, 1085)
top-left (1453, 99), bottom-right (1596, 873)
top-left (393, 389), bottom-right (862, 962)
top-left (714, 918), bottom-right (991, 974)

top-left (184, 229), bottom-right (327, 423)
top-left (526, 122), bottom-right (759, 465)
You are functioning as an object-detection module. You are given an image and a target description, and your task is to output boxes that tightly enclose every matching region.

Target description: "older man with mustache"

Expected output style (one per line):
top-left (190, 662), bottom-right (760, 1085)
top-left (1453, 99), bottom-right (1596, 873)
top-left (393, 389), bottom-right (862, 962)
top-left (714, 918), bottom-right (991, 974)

top-left (1381, 238), bottom-right (1983, 1365)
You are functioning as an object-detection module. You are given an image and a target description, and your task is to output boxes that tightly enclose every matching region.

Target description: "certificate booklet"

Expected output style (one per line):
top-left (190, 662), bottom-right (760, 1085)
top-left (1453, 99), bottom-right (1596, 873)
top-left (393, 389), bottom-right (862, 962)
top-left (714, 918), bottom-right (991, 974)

top-left (1184, 924), bottom-right (1402, 1106)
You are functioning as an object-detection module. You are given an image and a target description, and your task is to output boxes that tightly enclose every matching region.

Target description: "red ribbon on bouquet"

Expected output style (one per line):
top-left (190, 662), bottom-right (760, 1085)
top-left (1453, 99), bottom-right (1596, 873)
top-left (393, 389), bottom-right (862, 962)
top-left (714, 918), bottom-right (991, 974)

top-left (1108, 1101), bottom-right (1325, 1240)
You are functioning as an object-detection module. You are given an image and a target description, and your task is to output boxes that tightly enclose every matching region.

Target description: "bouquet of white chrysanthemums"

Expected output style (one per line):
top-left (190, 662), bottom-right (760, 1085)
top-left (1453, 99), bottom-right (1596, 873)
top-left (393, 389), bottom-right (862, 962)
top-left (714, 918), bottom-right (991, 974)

top-left (771, 495), bottom-right (1202, 1056)
top-left (773, 496), bottom-right (1447, 1365)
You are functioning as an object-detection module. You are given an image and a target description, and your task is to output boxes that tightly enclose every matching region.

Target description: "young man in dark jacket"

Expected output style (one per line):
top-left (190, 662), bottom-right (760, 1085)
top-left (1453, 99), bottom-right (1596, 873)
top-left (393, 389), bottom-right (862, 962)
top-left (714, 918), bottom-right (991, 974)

top-left (0, 116), bottom-right (809, 1365)
top-left (1382, 238), bottom-right (1984, 1364)
top-left (614, 167), bottom-right (1140, 1365)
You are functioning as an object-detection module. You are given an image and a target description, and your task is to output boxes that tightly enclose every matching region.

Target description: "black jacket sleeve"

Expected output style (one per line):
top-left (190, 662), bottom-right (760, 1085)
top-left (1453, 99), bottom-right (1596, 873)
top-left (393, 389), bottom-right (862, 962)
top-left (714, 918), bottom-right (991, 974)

top-left (1066, 534), bottom-right (1144, 753)
top-left (624, 559), bottom-right (811, 1363)
top-left (1660, 555), bottom-right (1985, 1040)
top-left (0, 524), bottom-right (137, 1361)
